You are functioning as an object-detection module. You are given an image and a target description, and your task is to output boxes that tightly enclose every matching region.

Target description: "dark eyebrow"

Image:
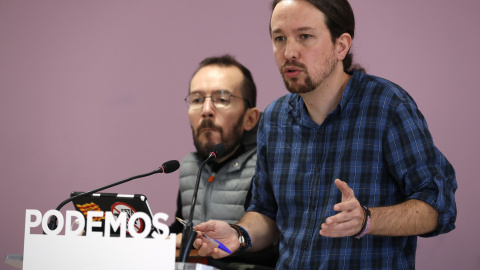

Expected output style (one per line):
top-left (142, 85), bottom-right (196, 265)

top-left (189, 90), bottom-right (231, 95)
top-left (295, 26), bottom-right (316, 33)
top-left (189, 90), bottom-right (204, 94)
top-left (271, 26), bottom-right (316, 35)
top-left (271, 28), bottom-right (283, 35)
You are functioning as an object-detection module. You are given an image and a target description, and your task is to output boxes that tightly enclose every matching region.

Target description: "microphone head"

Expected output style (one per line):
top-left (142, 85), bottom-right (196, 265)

top-left (161, 160), bottom-right (180, 173)
top-left (210, 144), bottom-right (226, 159)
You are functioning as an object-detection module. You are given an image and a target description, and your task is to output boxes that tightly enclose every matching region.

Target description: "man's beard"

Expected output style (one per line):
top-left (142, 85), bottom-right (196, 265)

top-left (192, 116), bottom-right (245, 160)
top-left (281, 53), bottom-right (337, 94)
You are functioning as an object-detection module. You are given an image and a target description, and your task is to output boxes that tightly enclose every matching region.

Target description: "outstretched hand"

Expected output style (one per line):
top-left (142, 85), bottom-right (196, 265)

top-left (319, 179), bottom-right (365, 237)
top-left (193, 220), bottom-right (240, 259)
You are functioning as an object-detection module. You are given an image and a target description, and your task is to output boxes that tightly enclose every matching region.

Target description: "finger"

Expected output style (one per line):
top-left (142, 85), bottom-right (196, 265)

top-left (194, 220), bottom-right (216, 232)
top-left (334, 179), bottom-right (354, 198)
top-left (322, 216), bottom-right (361, 231)
top-left (333, 199), bottom-right (360, 212)
top-left (193, 238), bottom-right (204, 250)
top-left (325, 211), bottom-right (352, 225)
top-left (211, 247), bottom-right (225, 259)
top-left (325, 207), bottom-right (360, 225)
top-left (320, 220), bottom-right (360, 237)
top-left (197, 242), bottom-right (213, 256)
top-left (320, 225), bottom-right (347, 238)
top-left (320, 227), bottom-right (352, 238)
top-left (322, 210), bottom-right (365, 238)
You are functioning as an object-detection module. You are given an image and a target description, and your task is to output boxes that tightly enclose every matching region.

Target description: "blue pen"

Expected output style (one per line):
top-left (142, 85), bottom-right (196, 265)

top-left (176, 217), bottom-right (232, 254)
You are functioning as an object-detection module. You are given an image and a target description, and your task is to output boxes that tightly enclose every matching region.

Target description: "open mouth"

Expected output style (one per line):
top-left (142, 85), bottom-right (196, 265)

top-left (284, 66), bottom-right (302, 78)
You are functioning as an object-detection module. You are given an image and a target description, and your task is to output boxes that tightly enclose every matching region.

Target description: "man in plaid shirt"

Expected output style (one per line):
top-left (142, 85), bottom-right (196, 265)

top-left (193, 0), bottom-right (457, 269)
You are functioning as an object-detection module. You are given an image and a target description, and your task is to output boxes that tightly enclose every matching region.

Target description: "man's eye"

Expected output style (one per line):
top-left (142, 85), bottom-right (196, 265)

top-left (274, 36), bottom-right (286, 42)
top-left (216, 97), bottom-right (229, 104)
top-left (300, 34), bottom-right (312, 40)
top-left (191, 98), bottom-right (203, 104)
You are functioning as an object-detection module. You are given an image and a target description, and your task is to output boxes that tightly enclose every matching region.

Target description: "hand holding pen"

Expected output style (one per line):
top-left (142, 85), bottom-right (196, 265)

top-left (176, 217), bottom-right (232, 254)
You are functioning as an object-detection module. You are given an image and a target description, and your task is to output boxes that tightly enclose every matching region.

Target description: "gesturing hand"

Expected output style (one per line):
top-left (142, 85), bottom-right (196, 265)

top-left (319, 179), bottom-right (365, 238)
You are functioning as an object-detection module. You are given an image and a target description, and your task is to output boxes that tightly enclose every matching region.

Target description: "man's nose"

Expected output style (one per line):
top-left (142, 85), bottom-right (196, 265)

top-left (201, 97), bottom-right (215, 117)
top-left (284, 39), bottom-right (300, 60)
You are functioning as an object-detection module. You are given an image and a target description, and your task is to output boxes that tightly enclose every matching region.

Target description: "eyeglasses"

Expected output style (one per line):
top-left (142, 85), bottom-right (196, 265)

top-left (184, 90), bottom-right (251, 110)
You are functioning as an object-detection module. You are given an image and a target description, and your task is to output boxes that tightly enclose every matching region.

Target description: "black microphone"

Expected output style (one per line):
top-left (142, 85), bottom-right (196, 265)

top-left (157, 160), bottom-right (181, 174)
top-left (179, 144), bottom-right (225, 262)
top-left (207, 143), bottom-right (226, 160)
top-left (47, 160), bottom-right (180, 230)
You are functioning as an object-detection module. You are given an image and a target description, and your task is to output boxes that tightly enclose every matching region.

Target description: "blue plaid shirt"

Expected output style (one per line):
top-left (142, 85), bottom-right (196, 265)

top-left (248, 70), bottom-right (457, 269)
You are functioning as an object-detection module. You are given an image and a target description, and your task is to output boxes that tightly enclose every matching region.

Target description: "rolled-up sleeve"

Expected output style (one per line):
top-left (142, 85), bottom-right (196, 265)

top-left (384, 101), bottom-right (457, 237)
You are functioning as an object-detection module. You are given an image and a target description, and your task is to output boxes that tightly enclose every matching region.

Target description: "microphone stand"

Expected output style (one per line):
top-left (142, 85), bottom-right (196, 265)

top-left (178, 145), bottom-right (224, 263)
top-left (178, 159), bottom-right (208, 263)
top-left (47, 162), bottom-right (179, 230)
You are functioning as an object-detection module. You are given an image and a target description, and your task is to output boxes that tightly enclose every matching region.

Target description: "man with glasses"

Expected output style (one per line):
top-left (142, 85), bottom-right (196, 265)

top-left (170, 55), bottom-right (277, 269)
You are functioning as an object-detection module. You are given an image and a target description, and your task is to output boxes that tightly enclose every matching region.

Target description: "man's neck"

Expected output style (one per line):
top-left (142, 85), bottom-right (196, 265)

top-left (300, 69), bottom-right (351, 125)
top-left (214, 144), bottom-right (241, 164)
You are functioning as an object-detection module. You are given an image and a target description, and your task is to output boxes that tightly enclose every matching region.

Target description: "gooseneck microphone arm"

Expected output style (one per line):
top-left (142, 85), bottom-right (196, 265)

top-left (47, 160), bottom-right (180, 230)
top-left (179, 144), bottom-right (225, 263)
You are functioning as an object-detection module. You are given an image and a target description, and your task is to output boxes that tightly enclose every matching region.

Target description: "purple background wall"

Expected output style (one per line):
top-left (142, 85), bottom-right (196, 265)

top-left (1, 1), bottom-right (478, 269)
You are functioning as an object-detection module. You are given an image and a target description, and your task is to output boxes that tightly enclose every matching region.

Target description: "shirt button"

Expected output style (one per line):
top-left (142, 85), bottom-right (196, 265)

top-left (233, 162), bottom-right (239, 167)
top-left (302, 243), bottom-right (308, 250)
top-left (315, 167), bottom-right (320, 172)
top-left (319, 128), bottom-right (325, 134)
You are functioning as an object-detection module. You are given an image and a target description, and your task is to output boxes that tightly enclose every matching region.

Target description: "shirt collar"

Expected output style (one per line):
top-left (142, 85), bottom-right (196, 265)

top-left (288, 70), bottom-right (364, 127)
top-left (338, 70), bottom-right (363, 110)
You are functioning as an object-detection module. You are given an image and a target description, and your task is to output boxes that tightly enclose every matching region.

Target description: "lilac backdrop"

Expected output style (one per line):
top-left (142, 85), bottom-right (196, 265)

top-left (1, 1), bottom-right (478, 269)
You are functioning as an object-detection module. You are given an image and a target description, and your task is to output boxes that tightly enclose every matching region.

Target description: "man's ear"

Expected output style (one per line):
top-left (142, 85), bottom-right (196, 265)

top-left (243, 108), bottom-right (260, 132)
top-left (336, 33), bottom-right (352, 61)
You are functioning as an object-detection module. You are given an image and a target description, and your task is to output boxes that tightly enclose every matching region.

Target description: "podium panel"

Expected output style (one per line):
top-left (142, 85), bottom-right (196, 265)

top-left (5, 255), bottom-right (218, 270)
top-left (23, 234), bottom-right (175, 269)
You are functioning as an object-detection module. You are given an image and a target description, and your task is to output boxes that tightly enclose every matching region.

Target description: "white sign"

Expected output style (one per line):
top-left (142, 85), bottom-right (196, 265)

top-left (23, 209), bottom-right (176, 270)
